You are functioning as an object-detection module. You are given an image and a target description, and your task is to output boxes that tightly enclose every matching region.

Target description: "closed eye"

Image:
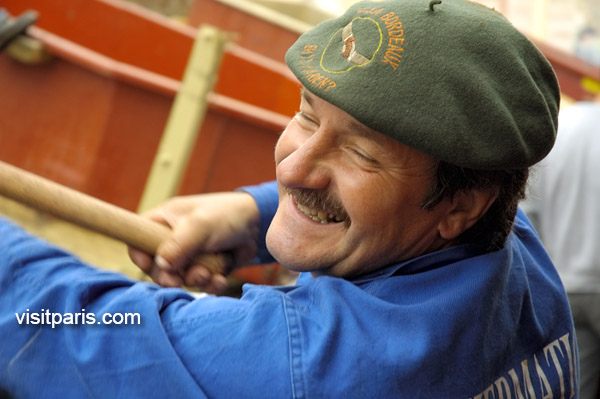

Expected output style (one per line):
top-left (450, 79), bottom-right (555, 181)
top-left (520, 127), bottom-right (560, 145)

top-left (350, 147), bottom-right (379, 165)
top-left (295, 111), bottom-right (319, 130)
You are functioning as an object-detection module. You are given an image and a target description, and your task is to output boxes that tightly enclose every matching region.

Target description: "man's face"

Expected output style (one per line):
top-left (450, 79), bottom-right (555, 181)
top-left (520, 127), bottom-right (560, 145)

top-left (266, 89), bottom-right (456, 278)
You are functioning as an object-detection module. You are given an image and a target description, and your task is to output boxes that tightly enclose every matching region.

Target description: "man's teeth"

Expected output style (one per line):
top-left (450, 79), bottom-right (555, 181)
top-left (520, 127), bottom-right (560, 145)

top-left (296, 202), bottom-right (343, 224)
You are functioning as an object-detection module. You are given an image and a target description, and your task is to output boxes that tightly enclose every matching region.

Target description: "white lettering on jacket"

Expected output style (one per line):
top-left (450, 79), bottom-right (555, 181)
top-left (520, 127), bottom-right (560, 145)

top-left (469, 332), bottom-right (577, 399)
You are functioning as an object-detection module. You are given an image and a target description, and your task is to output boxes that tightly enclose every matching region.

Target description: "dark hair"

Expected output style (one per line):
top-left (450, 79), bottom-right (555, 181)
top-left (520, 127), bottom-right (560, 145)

top-left (420, 161), bottom-right (529, 252)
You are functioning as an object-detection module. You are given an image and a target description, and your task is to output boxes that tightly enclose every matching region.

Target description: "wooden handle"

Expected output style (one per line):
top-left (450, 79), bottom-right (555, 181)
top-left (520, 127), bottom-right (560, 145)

top-left (0, 160), bottom-right (170, 257)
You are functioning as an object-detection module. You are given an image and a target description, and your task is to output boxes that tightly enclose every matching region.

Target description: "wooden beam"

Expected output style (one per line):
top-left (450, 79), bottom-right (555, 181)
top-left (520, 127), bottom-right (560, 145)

top-left (137, 25), bottom-right (229, 213)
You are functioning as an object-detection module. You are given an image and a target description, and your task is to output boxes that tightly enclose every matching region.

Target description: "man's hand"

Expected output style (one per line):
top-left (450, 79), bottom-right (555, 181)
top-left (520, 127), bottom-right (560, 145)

top-left (128, 192), bottom-right (260, 294)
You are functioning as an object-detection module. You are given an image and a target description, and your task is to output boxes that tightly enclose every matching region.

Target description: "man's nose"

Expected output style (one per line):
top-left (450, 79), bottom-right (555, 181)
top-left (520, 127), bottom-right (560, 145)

top-left (276, 132), bottom-right (332, 190)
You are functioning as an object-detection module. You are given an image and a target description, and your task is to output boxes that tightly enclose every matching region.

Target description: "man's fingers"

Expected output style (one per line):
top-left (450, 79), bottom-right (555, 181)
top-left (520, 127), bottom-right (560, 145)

top-left (184, 266), bottom-right (211, 287)
top-left (207, 274), bottom-right (229, 295)
top-left (148, 264), bottom-right (183, 287)
top-left (182, 254), bottom-right (232, 292)
top-left (183, 269), bottom-right (228, 294)
top-left (128, 247), bottom-right (153, 273)
top-left (156, 214), bottom-right (213, 271)
top-left (158, 223), bottom-right (230, 274)
top-left (182, 253), bottom-right (231, 282)
top-left (193, 252), bottom-right (232, 275)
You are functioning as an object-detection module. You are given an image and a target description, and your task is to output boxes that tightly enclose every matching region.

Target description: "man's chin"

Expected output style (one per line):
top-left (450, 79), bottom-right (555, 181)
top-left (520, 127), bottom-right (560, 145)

top-left (266, 235), bottom-right (324, 274)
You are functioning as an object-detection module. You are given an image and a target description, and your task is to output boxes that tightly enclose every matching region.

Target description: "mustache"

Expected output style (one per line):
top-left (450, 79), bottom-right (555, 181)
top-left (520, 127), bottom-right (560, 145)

top-left (285, 187), bottom-right (350, 225)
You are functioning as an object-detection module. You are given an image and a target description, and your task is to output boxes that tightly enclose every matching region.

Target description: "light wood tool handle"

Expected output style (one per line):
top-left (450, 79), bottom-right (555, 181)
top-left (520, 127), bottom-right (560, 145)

top-left (0, 160), bottom-right (169, 257)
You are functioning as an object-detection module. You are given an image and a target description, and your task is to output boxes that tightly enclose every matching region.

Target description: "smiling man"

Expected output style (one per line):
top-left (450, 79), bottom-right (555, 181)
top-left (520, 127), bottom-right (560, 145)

top-left (267, 88), bottom-right (497, 278)
top-left (0, 0), bottom-right (578, 398)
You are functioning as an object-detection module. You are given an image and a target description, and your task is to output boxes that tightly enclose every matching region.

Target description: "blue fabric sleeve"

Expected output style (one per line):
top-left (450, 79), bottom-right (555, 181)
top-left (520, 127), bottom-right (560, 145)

top-left (237, 180), bottom-right (278, 264)
top-left (0, 217), bottom-right (293, 398)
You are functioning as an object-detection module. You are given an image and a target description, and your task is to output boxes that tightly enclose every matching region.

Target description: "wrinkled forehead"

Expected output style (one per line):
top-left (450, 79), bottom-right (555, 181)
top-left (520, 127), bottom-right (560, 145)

top-left (299, 88), bottom-right (382, 140)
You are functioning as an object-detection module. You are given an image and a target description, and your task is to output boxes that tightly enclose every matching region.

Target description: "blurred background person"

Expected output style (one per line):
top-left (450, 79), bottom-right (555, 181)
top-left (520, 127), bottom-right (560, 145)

top-left (574, 26), bottom-right (600, 67)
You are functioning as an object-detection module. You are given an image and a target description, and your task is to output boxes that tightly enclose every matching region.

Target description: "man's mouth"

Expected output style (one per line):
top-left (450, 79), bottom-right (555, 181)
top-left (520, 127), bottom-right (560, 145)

top-left (296, 201), bottom-right (345, 224)
top-left (286, 187), bottom-right (349, 226)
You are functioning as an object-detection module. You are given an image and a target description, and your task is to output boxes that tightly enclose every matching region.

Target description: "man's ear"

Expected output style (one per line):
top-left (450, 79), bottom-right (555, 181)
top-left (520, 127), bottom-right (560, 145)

top-left (438, 189), bottom-right (498, 240)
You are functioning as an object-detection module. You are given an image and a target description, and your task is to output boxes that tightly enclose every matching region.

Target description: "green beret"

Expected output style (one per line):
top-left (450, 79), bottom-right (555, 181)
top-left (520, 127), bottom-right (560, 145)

top-left (285, 0), bottom-right (560, 170)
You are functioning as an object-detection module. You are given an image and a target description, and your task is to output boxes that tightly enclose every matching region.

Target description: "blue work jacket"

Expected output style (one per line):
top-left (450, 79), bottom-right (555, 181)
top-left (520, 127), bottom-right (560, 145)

top-left (0, 181), bottom-right (577, 398)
